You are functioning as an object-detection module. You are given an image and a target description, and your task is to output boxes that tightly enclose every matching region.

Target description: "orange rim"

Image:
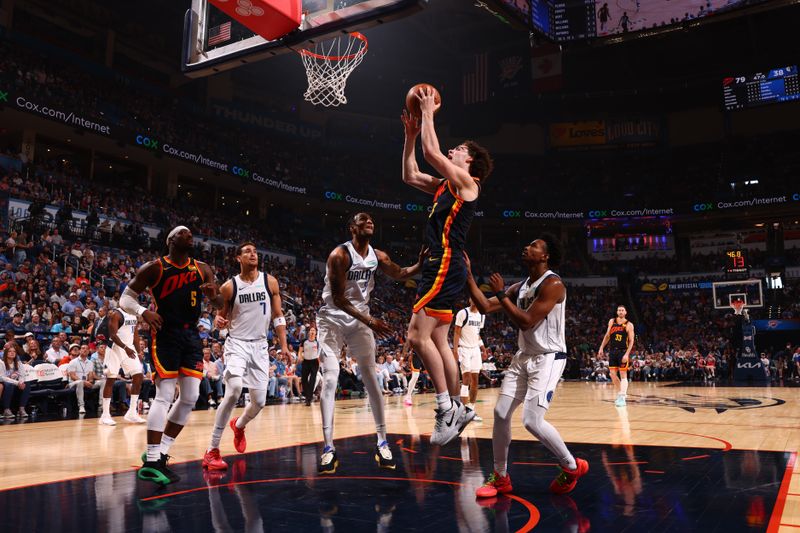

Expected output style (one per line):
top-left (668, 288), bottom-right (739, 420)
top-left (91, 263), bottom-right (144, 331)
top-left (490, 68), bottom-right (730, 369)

top-left (298, 32), bottom-right (368, 61)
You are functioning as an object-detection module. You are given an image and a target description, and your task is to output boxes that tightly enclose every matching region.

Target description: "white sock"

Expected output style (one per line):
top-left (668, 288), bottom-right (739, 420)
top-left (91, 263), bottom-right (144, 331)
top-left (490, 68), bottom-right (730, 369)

top-left (128, 394), bottom-right (139, 413)
top-left (160, 434), bottom-right (176, 456)
top-left (436, 392), bottom-right (452, 411)
top-left (460, 384), bottom-right (469, 397)
top-left (102, 397), bottom-right (111, 417)
top-left (620, 378), bottom-right (628, 396)
top-left (450, 394), bottom-right (461, 406)
top-left (146, 443), bottom-right (160, 462)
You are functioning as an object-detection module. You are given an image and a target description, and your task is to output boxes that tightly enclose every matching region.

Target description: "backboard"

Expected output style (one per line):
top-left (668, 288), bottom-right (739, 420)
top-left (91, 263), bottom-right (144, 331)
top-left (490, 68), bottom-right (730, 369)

top-left (182, 0), bottom-right (427, 77)
top-left (711, 279), bottom-right (764, 310)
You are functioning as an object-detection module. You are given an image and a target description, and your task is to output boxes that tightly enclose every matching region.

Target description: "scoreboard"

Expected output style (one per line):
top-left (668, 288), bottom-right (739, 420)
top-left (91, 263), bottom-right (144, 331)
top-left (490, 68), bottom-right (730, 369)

top-left (723, 66), bottom-right (800, 111)
top-left (725, 249), bottom-right (748, 274)
top-left (551, 0), bottom-right (596, 41)
top-left (484, 0), bottom-right (596, 41)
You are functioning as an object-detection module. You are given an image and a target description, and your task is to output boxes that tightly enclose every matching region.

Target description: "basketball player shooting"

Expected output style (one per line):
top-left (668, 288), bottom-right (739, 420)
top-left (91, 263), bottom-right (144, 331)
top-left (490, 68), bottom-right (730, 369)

top-left (401, 86), bottom-right (493, 446)
top-left (202, 242), bottom-right (288, 471)
top-left (463, 235), bottom-right (588, 498)
top-left (316, 212), bottom-right (428, 474)
top-left (120, 226), bottom-right (221, 485)
top-left (598, 305), bottom-right (635, 407)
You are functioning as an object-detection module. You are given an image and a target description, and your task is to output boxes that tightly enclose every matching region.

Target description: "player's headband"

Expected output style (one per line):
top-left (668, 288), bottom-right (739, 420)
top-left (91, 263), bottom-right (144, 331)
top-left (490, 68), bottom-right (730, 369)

top-left (167, 225), bottom-right (190, 245)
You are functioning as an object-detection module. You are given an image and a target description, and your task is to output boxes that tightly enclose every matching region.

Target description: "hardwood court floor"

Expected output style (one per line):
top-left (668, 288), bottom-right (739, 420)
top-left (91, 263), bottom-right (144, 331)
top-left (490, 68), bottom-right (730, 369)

top-left (0, 381), bottom-right (798, 531)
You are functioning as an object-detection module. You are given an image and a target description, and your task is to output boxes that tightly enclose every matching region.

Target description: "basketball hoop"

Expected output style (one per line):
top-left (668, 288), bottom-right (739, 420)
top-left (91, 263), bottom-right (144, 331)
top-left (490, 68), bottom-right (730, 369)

top-left (298, 32), bottom-right (368, 107)
top-left (732, 301), bottom-right (745, 315)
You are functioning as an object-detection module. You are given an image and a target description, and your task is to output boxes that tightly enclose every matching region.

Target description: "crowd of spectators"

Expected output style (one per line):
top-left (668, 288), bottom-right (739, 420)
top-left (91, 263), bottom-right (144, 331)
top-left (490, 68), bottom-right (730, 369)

top-left (3, 33), bottom-right (800, 217)
top-left (0, 142), bottom-right (798, 422)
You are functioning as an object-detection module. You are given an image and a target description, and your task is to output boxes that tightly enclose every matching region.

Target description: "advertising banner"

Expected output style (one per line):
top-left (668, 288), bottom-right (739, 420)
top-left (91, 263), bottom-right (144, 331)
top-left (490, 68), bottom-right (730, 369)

top-left (549, 118), bottom-right (661, 149)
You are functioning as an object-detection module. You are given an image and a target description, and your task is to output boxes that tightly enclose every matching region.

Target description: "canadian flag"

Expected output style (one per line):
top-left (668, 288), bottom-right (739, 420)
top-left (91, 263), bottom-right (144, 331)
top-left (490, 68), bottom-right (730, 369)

top-left (531, 43), bottom-right (562, 93)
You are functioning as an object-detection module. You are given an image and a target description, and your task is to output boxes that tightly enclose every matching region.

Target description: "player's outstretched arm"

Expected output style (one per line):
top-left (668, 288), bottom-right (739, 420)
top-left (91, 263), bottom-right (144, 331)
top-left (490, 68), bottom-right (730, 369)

top-left (463, 253), bottom-right (518, 315)
top-left (418, 88), bottom-right (479, 198)
top-left (267, 274), bottom-right (289, 353)
top-left (491, 273), bottom-right (564, 331)
top-left (402, 110), bottom-right (440, 195)
top-left (120, 260), bottom-right (163, 331)
top-left (375, 246), bottom-right (429, 281)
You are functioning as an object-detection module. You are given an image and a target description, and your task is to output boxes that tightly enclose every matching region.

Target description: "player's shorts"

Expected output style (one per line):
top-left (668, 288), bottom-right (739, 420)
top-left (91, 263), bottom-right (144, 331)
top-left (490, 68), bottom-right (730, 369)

top-left (410, 353), bottom-right (424, 372)
top-left (317, 314), bottom-right (376, 376)
top-left (224, 336), bottom-right (270, 390)
top-left (412, 251), bottom-right (467, 323)
top-left (459, 346), bottom-right (482, 374)
top-left (500, 350), bottom-right (567, 410)
top-left (151, 326), bottom-right (203, 379)
top-left (608, 350), bottom-right (629, 371)
top-left (105, 344), bottom-right (144, 378)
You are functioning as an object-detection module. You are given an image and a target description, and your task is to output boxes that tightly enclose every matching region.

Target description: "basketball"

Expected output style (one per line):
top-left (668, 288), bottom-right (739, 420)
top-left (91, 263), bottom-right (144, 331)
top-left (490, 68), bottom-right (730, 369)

top-left (405, 83), bottom-right (441, 118)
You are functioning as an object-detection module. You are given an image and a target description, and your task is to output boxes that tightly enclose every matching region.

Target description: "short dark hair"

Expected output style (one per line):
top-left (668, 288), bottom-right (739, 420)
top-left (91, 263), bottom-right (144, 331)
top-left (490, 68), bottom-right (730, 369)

top-left (348, 212), bottom-right (372, 231)
top-left (236, 241), bottom-right (257, 255)
top-left (617, 304), bottom-right (627, 310)
top-left (538, 232), bottom-right (563, 268)
top-left (463, 140), bottom-right (494, 181)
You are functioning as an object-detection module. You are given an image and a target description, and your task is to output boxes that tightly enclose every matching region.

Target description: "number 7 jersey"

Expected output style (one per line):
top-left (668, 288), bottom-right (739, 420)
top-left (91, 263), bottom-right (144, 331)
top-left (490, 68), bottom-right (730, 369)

top-left (227, 271), bottom-right (272, 340)
top-left (150, 257), bottom-right (205, 328)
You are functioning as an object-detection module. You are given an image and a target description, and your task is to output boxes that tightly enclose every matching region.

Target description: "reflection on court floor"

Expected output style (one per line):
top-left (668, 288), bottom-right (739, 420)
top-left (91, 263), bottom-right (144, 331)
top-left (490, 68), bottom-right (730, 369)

top-left (0, 430), bottom-right (790, 532)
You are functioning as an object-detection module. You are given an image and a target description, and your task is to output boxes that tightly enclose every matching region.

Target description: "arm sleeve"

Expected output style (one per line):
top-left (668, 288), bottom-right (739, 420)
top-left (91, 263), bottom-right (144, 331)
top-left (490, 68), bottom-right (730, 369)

top-left (120, 287), bottom-right (146, 316)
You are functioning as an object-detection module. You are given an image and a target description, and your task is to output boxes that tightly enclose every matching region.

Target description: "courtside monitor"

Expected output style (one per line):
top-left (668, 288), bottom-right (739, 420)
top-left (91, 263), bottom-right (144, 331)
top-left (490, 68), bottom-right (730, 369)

top-left (182, 0), bottom-right (427, 77)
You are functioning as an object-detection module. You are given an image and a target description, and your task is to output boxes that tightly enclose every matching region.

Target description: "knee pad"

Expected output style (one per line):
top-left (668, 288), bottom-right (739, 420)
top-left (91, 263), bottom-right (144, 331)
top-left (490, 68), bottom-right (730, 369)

top-left (167, 376), bottom-right (200, 426)
top-left (153, 378), bottom-right (177, 406)
top-left (323, 368), bottom-right (339, 389)
top-left (223, 376), bottom-right (244, 399)
top-left (521, 409), bottom-right (545, 436)
top-left (250, 389), bottom-right (267, 408)
top-left (494, 404), bottom-right (513, 423)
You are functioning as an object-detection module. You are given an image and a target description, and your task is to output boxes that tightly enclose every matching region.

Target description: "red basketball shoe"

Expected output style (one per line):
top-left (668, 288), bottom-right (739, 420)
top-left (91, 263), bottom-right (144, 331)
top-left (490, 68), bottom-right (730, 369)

top-left (202, 448), bottom-right (228, 471)
top-left (476, 471), bottom-right (513, 498)
top-left (549, 458), bottom-right (589, 495)
top-left (230, 417), bottom-right (247, 453)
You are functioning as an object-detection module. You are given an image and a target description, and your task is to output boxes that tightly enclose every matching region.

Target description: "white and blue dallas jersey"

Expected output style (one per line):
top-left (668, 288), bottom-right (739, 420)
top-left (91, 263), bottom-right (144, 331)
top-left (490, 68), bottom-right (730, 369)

top-left (228, 272), bottom-right (271, 340)
top-left (319, 241), bottom-right (377, 322)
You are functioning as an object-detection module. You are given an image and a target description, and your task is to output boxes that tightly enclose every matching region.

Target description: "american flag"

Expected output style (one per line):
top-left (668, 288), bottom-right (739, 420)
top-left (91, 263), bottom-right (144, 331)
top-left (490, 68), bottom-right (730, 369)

top-left (208, 21), bottom-right (232, 46)
top-left (463, 53), bottom-right (489, 105)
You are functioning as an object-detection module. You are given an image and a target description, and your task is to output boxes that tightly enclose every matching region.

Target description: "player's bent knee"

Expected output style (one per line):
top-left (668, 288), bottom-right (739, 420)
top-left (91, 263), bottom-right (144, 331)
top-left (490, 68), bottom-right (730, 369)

top-left (522, 413), bottom-right (543, 436)
top-left (494, 403), bottom-right (513, 423)
top-left (252, 395), bottom-right (267, 409)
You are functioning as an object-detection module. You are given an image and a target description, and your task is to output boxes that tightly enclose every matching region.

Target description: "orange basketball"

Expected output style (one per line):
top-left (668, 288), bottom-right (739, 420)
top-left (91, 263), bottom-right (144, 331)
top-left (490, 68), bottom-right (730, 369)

top-left (405, 83), bottom-right (441, 118)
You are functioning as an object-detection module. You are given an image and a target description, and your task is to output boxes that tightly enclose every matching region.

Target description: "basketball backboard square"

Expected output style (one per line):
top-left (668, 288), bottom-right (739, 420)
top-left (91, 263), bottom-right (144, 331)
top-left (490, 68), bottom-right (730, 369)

top-left (712, 279), bottom-right (764, 310)
top-left (182, 0), bottom-right (427, 77)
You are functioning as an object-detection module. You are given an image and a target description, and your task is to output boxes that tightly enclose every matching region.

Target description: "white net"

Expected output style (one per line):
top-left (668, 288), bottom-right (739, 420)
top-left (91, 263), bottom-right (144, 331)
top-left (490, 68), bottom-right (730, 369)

top-left (299, 32), bottom-right (368, 107)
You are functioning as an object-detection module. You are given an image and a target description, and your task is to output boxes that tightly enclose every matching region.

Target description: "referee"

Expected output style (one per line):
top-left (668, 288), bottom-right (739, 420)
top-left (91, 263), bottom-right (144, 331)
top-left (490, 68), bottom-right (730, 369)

top-left (299, 327), bottom-right (320, 406)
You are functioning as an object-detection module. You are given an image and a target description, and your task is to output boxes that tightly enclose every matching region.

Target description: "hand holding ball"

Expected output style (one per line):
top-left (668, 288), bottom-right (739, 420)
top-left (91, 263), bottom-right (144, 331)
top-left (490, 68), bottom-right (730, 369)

top-left (405, 83), bottom-right (441, 118)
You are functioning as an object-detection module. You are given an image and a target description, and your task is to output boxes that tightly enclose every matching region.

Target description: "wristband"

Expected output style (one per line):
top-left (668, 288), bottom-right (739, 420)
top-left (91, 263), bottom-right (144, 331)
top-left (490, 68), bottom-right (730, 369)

top-left (495, 291), bottom-right (507, 301)
top-left (273, 316), bottom-right (286, 327)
